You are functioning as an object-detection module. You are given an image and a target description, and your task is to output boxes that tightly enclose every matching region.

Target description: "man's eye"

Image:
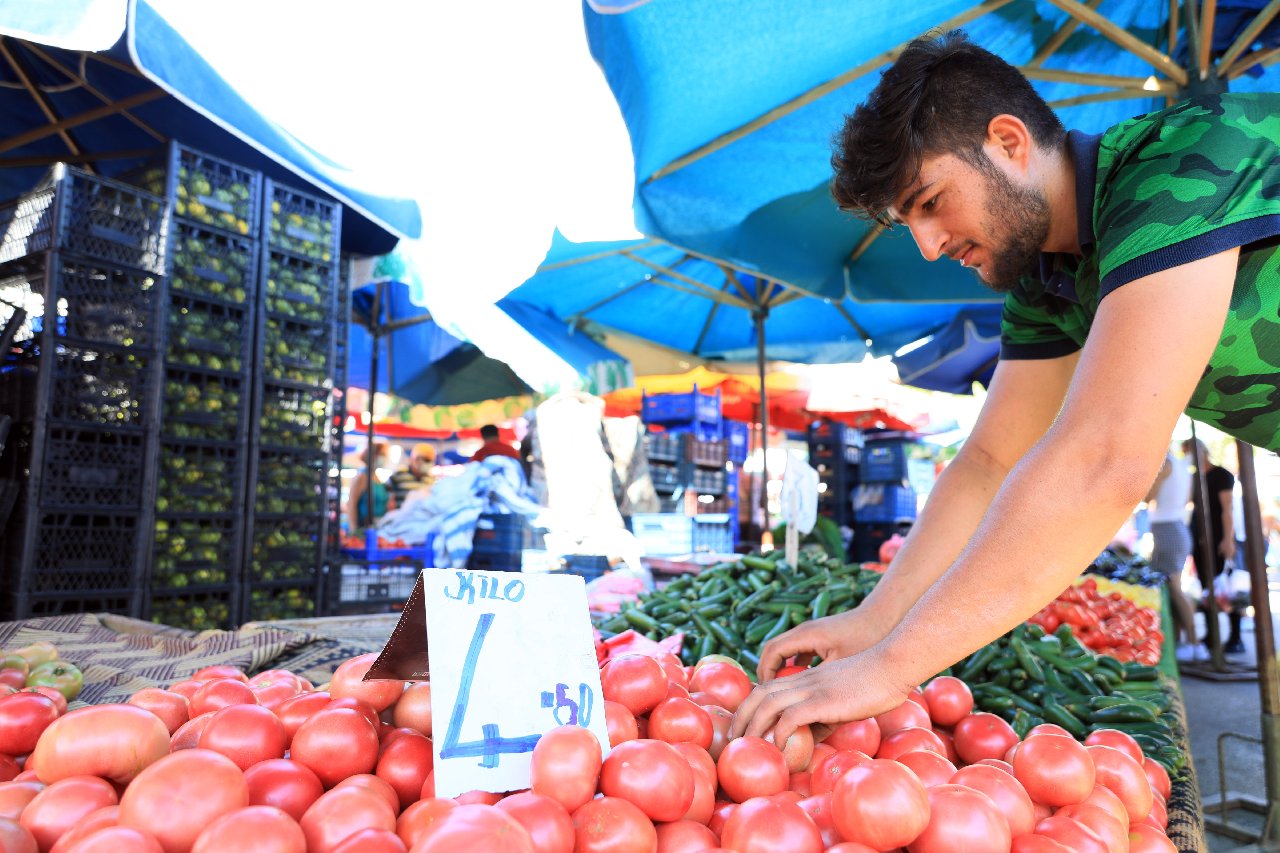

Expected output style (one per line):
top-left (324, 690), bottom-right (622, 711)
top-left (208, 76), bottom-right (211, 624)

top-left (922, 195), bottom-right (939, 212)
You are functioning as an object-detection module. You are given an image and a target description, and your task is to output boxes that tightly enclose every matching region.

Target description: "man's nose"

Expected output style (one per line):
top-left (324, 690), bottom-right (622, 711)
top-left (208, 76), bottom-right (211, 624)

top-left (912, 222), bottom-right (947, 263)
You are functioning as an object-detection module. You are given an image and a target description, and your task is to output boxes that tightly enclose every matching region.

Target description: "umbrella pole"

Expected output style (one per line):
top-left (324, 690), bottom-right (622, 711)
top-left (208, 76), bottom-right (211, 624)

top-left (755, 308), bottom-right (770, 547)
top-left (365, 282), bottom-right (382, 543)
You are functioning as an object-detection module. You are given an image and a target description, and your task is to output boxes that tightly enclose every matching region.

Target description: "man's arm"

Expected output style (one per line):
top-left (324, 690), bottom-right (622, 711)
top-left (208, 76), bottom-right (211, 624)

top-left (1220, 484), bottom-right (1236, 559)
top-left (1145, 456), bottom-right (1172, 504)
top-left (735, 248), bottom-right (1238, 740)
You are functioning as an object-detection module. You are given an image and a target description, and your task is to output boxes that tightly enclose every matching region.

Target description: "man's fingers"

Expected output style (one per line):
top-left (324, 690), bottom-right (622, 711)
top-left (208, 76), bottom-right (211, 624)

top-left (743, 684), bottom-right (804, 740)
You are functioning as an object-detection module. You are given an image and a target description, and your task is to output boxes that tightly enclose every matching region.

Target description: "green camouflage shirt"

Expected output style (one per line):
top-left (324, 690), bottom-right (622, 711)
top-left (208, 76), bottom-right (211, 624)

top-left (1001, 93), bottom-right (1280, 450)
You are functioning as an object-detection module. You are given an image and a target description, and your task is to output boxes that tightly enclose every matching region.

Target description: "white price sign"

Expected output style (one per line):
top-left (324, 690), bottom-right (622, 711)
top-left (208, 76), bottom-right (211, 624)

top-left (422, 569), bottom-right (610, 799)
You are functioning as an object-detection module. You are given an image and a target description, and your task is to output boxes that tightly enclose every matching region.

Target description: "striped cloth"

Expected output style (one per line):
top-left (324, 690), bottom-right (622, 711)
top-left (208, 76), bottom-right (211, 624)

top-left (1150, 520), bottom-right (1192, 576)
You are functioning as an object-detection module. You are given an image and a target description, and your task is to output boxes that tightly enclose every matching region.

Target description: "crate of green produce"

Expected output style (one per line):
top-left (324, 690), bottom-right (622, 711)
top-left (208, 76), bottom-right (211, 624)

top-left (249, 517), bottom-right (323, 584)
top-left (263, 252), bottom-right (334, 323)
top-left (257, 382), bottom-right (331, 450)
top-left (166, 294), bottom-right (251, 376)
top-left (267, 181), bottom-right (339, 262)
top-left (161, 369), bottom-right (246, 443)
top-left (151, 516), bottom-right (239, 588)
top-left (154, 441), bottom-right (245, 516)
top-left (243, 580), bottom-right (319, 622)
top-left (253, 449), bottom-right (327, 516)
top-left (132, 142), bottom-right (261, 237)
top-left (146, 585), bottom-right (239, 631)
top-left (169, 222), bottom-right (255, 306)
top-left (262, 315), bottom-right (333, 388)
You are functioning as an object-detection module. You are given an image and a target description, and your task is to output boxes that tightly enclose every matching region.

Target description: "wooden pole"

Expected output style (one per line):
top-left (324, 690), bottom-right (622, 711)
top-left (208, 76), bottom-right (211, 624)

top-left (849, 224), bottom-right (886, 263)
top-left (1042, 0), bottom-right (1189, 86)
top-left (0, 88), bottom-right (165, 156)
top-left (1019, 67), bottom-right (1176, 92)
top-left (0, 40), bottom-right (84, 162)
top-left (1027, 0), bottom-right (1105, 67)
top-left (1199, 0), bottom-right (1218, 80)
top-left (1217, 0), bottom-right (1280, 72)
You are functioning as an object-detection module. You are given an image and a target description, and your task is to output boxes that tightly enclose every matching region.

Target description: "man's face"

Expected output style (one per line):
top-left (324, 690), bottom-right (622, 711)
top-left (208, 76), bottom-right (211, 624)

top-left (887, 151), bottom-right (1050, 292)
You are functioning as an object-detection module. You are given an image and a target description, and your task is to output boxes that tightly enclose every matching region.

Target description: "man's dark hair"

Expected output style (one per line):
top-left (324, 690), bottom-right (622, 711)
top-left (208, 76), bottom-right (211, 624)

top-left (831, 30), bottom-right (1066, 223)
top-left (479, 424), bottom-right (499, 440)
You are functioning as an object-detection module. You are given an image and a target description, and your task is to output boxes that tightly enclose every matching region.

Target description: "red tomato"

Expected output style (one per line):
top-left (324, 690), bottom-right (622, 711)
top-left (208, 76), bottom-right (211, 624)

top-left (809, 750), bottom-right (872, 796)
top-left (396, 798), bottom-right (457, 849)
top-left (720, 796), bottom-right (823, 853)
top-left (601, 656), bottom-right (668, 716)
top-left (876, 726), bottom-right (946, 761)
top-left (335, 774), bottom-right (401, 815)
top-left (953, 713), bottom-right (1019, 765)
top-left (797, 794), bottom-right (841, 848)
top-left (193, 665), bottom-right (248, 683)
top-left (290, 708), bottom-right (380, 788)
top-left (170, 711), bottom-right (215, 751)
top-left (412, 803), bottom-right (533, 852)
top-left (951, 763), bottom-right (1036, 837)
top-left (830, 759), bottom-right (930, 850)
top-left (898, 749), bottom-right (957, 788)
top-left (376, 730), bottom-right (434, 809)
top-left (330, 828), bottom-right (406, 852)
top-left (572, 797), bottom-right (655, 853)
top-left (1087, 744), bottom-right (1153, 824)
top-left (1084, 728), bottom-right (1144, 765)
top-left (118, 749), bottom-right (250, 853)
top-left (0, 693), bottom-right (59, 755)
top-left (300, 785), bottom-right (397, 851)
top-left (198, 704), bottom-right (288, 770)
top-left (275, 692), bottom-right (331, 741)
top-left (392, 683), bottom-right (432, 736)
top-left (127, 689), bottom-right (189, 735)
top-left (167, 681), bottom-right (203, 701)
top-left (703, 704), bottom-right (733, 761)
top-left (328, 654), bottom-right (405, 714)
top-left (653, 819), bottom-right (717, 853)
top-left (922, 676), bottom-right (973, 727)
top-left (707, 800), bottom-right (736, 839)
top-left (1080, 783), bottom-right (1130, 827)
top-left (495, 792), bottom-right (574, 853)
top-left (602, 701), bottom-right (639, 747)
top-left (244, 759), bottom-right (324, 822)
top-left (529, 725), bottom-right (602, 814)
top-left (977, 758), bottom-right (1015, 774)
top-left (716, 736), bottom-right (788, 803)
top-left (1013, 733), bottom-right (1095, 807)
top-left (679, 756), bottom-right (716, 824)
top-left (647, 698), bottom-right (713, 750)
top-left (670, 741), bottom-right (716, 787)
top-left (1027, 723), bottom-right (1073, 739)
top-left (765, 724), bottom-right (814, 773)
top-left (20, 687), bottom-right (65, 716)
top-left (189, 678), bottom-right (257, 716)
top-left (821, 718), bottom-right (881, 756)
top-left (1143, 756), bottom-right (1172, 801)
top-left (59, 826), bottom-right (164, 852)
top-left (52, 806), bottom-right (116, 853)
top-left (789, 771), bottom-right (812, 797)
top-left (775, 664), bottom-right (809, 679)
top-left (653, 652), bottom-right (688, 689)
top-left (0, 781), bottom-right (43, 821)
top-left (688, 663), bottom-right (752, 713)
top-left (826, 845), bottom-right (880, 853)
top-left (33, 705), bottom-right (170, 785)
top-left (808, 742), bottom-right (836, 774)
top-left (324, 697), bottom-right (380, 731)
top-left (1057, 802), bottom-right (1128, 852)
top-left (932, 727), bottom-right (959, 763)
top-left (601, 739), bottom-right (694, 822)
top-left (249, 680), bottom-right (301, 713)
top-left (0, 816), bottom-right (36, 853)
top-left (1128, 823), bottom-right (1178, 852)
top-left (908, 783), bottom-right (1011, 853)
top-left (665, 681), bottom-right (691, 701)
top-left (1035, 815), bottom-right (1109, 853)
top-left (874, 699), bottom-right (932, 737)
top-left (190, 805), bottom-right (306, 853)
top-left (19, 776), bottom-right (117, 851)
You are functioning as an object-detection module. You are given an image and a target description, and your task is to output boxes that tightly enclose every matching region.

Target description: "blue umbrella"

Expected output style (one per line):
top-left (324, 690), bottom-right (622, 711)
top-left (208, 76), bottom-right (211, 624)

top-left (893, 307), bottom-right (1002, 395)
top-left (0, 1), bottom-right (420, 253)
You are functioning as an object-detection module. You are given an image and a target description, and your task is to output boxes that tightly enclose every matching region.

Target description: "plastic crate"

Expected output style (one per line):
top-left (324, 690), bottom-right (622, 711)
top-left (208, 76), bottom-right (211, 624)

top-left (467, 550), bottom-right (522, 572)
top-left (0, 186), bottom-right (56, 262)
top-left (249, 516), bottom-right (322, 583)
top-left (146, 585), bottom-right (239, 631)
top-left (629, 513), bottom-right (694, 557)
top-left (685, 436), bottom-right (727, 468)
top-left (38, 425), bottom-right (148, 509)
top-left (155, 441), bottom-right (245, 515)
top-left (850, 521), bottom-right (910, 563)
top-left (262, 315), bottom-right (333, 388)
top-left (264, 252), bottom-right (335, 324)
top-left (724, 421), bottom-right (750, 463)
top-left (562, 554), bottom-right (610, 582)
top-left (335, 564), bottom-right (419, 603)
top-left (0, 366), bottom-right (38, 425)
top-left (661, 420), bottom-right (722, 442)
top-left (692, 467), bottom-right (726, 495)
top-left (860, 438), bottom-right (925, 484)
top-left (644, 432), bottom-right (682, 463)
top-left (48, 343), bottom-right (157, 430)
top-left (253, 449), bottom-right (327, 515)
top-left (257, 382), bottom-right (330, 449)
top-left (642, 387), bottom-right (721, 427)
top-left (171, 144), bottom-right (261, 236)
top-left (166, 293), bottom-right (251, 375)
top-left (162, 369), bottom-right (247, 442)
top-left (649, 462), bottom-right (683, 493)
top-left (809, 420), bottom-right (863, 448)
top-left (852, 483), bottom-right (918, 523)
top-left (16, 509), bottom-right (145, 597)
top-left (268, 182), bottom-right (340, 263)
top-left (471, 513), bottom-right (542, 554)
top-left (692, 513), bottom-right (735, 554)
top-left (169, 221), bottom-right (256, 306)
top-left (243, 581), bottom-right (319, 622)
top-left (152, 516), bottom-right (239, 588)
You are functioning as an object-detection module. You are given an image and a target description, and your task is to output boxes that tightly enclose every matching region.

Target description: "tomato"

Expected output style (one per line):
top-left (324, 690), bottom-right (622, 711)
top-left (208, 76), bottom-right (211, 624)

top-left (1027, 723), bottom-right (1073, 739)
top-left (572, 796), bottom-right (655, 853)
top-left (495, 792), bottom-right (573, 853)
top-left (330, 827), bottom-right (406, 852)
top-left (1011, 835), bottom-right (1073, 853)
top-left (118, 749), bottom-right (250, 853)
top-left (0, 815), bottom-right (37, 853)
top-left (19, 775), bottom-right (117, 851)
top-left (275, 691), bottom-right (331, 741)
top-left (324, 697), bottom-right (380, 731)
top-left (198, 704), bottom-right (288, 770)
top-left (1079, 783), bottom-right (1129, 828)
top-left (826, 845), bottom-right (880, 853)
top-left (702, 705), bottom-right (733, 761)
top-left (407, 803), bottom-right (533, 852)
top-left (190, 805), bottom-right (306, 853)
top-left (876, 726), bottom-right (946, 761)
top-left (456, 790), bottom-right (504, 806)
top-left (336, 774), bottom-right (401, 815)
top-left (601, 739), bottom-right (694, 822)
top-left (1034, 815), bottom-right (1109, 853)
top-left (59, 826), bottom-right (164, 852)
top-left (1128, 823), bottom-right (1178, 852)
top-left (654, 819), bottom-right (717, 852)
top-left (1084, 728), bottom-right (1144, 765)
top-left (932, 727), bottom-right (960, 763)
top-left (1057, 802), bottom-right (1128, 852)
top-left (689, 663), bottom-right (752, 713)
top-left (249, 680), bottom-right (301, 713)
top-left (809, 750), bottom-right (872, 796)
top-left (170, 711), bottom-right (215, 751)
top-left (908, 783), bottom-right (1011, 853)
top-left (1086, 744), bottom-right (1153, 824)
top-left (1013, 733), bottom-right (1095, 807)
top-left (601, 655), bottom-right (668, 716)
top-left (0, 756), bottom-right (17, 784)
top-left (951, 763), bottom-right (1036, 837)
top-left (1143, 756), bottom-right (1172, 801)
top-left (953, 713), bottom-right (1019, 765)
top-left (821, 718), bottom-right (881, 756)
top-left (796, 794), bottom-right (840, 848)
top-left (808, 742), bottom-right (836, 774)
top-left (392, 683), bottom-right (432, 736)
top-left (831, 759), bottom-right (930, 850)
top-left (189, 678), bottom-right (258, 717)
top-left (193, 665), bottom-right (248, 683)
top-left (652, 652), bottom-right (688, 688)
top-left (922, 676), bottom-right (973, 727)
top-left (33, 705), bottom-right (170, 784)
top-left (300, 785), bottom-right (397, 851)
top-left (25, 663), bottom-right (82, 702)
top-left (0, 693), bottom-right (59, 755)
top-left (898, 749), bottom-right (957, 787)
top-left (20, 687), bottom-right (66, 716)
top-left (0, 781), bottom-right (44, 821)
top-left (765, 724), bottom-right (814, 773)
top-left (244, 759), bottom-right (324, 822)
top-left (678, 756), bottom-right (716, 824)
top-left (127, 689), bottom-right (189, 735)
top-left (603, 701), bottom-right (639, 747)
top-left (376, 730), bottom-right (434, 809)
top-left (647, 698), bottom-right (713, 750)
top-left (670, 741), bottom-right (716, 787)
top-left (167, 681), bottom-right (203, 701)
top-left (720, 796), bottom-right (823, 853)
top-left (290, 708), bottom-right (380, 788)
top-left (530, 725), bottom-right (603, 813)
top-left (874, 699), bottom-right (932, 737)
top-left (47, 807), bottom-right (121, 853)
top-left (328, 654), bottom-right (405, 713)
top-left (396, 798), bottom-right (457, 848)
top-left (717, 736), bottom-right (788, 802)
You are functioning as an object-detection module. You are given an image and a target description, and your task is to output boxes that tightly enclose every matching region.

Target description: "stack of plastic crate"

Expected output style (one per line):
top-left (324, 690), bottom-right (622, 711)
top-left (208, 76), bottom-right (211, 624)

top-left (849, 433), bottom-right (926, 561)
top-left (808, 420), bottom-right (863, 530)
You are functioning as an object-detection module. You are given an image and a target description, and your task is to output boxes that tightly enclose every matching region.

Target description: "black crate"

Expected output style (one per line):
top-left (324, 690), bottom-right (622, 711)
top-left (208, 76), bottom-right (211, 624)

top-left (644, 432), bottom-right (682, 463)
top-left (849, 521), bottom-right (911, 563)
top-left (684, 435), bottom-right (728, 468)
top-left (243, 581), bottom-right (319, 623)
top-left (162, 368), bottom-right (247, 442)
top-left (262, 315), bottom-right (333, 388)
top-left (48, 343), bottom-right (158, 430)
top-left (268, 182), bottom-right (340, 263)
top-left (257, 382), bottom-right (330, 450)
top-left (152, 516), bottom-right (240, 588)
top-left (0, 366), bottom-right (38, 427)
top-left (146, 585), bottom-right (239, 631)
top-left (155, 441), bottom-right (246, 515)
top-left (264, 252), bottom-right (336, 324)
top-left (169, 221), bottom-right (256, 306)
top-left (691, 467), bottom-right (726, 495)
top-left (165, 293), bottom-right (252, 376)
top-left (249, 516), bottom-right (323, 583)
top-left (5, 508), bottom-right (145, 600)
top-left (38, 425), bottom-right (148, 509)
top-left (253, 449), bottom-right (327, 516)
top-left (467, 550), bottom-right (523, 572)
top-left (472, 513), bottom-right (542, 555)
top-left (168, 144), bottom-right (262, 236)
top-left (650, 462), bottom-right (683, 493)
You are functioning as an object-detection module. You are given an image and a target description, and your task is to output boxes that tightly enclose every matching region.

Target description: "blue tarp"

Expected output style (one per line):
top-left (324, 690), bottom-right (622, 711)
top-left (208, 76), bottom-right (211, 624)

top-left (893, 307), bottom-right (1002, 395)
top-left (0, 0), bottom-right (420, 254)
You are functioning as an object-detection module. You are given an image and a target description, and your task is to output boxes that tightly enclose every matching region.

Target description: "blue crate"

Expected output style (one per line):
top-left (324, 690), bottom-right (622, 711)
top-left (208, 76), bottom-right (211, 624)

top-left (692, 513), bottom-right (735, 554)
top-left (861, 439), bottom-right (920, 484)
top-left (642, 387), bottom-right (721, 427)
top-left (662, 421), bottom-right (721, 442)
top-left (723, 421), bottom-right (750, 463)
top-left (853, 484), bottom-right (917, 523)
top-left (563, 554), bottom-right (610, 583)
top-left (629, 513), bottom-right (694, 557)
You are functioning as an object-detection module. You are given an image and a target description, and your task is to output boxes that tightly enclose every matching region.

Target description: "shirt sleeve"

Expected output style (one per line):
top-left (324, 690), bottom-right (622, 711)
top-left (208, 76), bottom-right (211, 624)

top-left (1094, 94), bottom-right (1280, 296)
top-left (1000, 285), bottom-right (1084, 360)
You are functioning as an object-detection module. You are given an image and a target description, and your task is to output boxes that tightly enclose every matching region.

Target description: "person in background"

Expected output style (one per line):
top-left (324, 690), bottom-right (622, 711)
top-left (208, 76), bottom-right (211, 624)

top-left (1145, 444), bottom-right (1197, 660)
top-left (346, 442), bottom-right (391, 534)
top-left (389, 443), bottom-right (436, 506)
top-left (470, 424), bottom-right (521, 463)
top-left (1183, 438), bottom-right (1243, 654)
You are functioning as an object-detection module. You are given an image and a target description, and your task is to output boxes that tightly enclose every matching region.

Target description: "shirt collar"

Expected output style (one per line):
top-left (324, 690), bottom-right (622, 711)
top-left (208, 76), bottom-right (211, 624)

top-left (1036, 130), bottom-right (1102, 302)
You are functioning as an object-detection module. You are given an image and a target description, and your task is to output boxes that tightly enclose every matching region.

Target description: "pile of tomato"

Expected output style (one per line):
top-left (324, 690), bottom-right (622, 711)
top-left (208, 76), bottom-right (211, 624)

top-left (0, 647), bottom-right (1182, 852)
top-left (1027, 579), bottom-right (1164, 665)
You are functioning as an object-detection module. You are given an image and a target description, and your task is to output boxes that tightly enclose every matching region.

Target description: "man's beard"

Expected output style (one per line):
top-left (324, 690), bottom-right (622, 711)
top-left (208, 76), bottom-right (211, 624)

top-left (974, 159), bottom-right (1051, 293)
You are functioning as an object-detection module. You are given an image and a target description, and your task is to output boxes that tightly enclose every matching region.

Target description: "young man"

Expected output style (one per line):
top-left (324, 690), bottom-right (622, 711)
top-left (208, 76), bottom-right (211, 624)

top-left (469, 424), bottom-right (521, 463)
top-left (732, 30), bottom-right (1280, 742)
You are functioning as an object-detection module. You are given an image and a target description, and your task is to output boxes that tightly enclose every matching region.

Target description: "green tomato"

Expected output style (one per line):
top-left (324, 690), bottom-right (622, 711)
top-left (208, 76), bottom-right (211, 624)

top-left (0, 656), bottom-right (28, 677)
top-left (26, 660), bottom-right (83, 701)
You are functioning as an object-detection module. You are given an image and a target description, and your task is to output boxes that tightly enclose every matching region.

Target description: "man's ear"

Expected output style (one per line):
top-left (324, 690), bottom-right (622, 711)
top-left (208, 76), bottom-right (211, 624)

top-left (985, 114), bottom-right (1033, 170)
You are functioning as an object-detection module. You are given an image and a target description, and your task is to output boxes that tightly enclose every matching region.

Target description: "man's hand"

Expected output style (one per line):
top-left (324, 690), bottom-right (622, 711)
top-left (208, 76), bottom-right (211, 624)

top-left (731, 650), bottom-right (910, 745)
top-left (1220, 538), bottom-right (1237, 560)
top-left (755, 608), bottom-right (890, 683)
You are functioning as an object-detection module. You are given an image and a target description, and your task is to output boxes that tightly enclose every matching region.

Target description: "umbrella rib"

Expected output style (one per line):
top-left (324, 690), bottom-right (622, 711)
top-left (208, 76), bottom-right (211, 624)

top-left (25, 43), bottom-right (166, 143)
top-left (536, 239), bottom-right (662, 273)
top-left (1217, 0), bottom-right (1280, 71)
top-left (0, 147), bottom-right (161, 169)
top-left (1019, 67), bottom-right (1176, 92)
top-left (1168, 0), bottom-right (1181, 58)
top-left (567, 277), bottom-right (651, 324)
top-left (1225, 43), bottom-right (1280, 76)
top-left (692, 283), bottom-right (729, 355)
top-left (1047, 88), bottom-right (1157, 109)
top-left (1199, 0), bottom-right (1218, 80)
top-left (0, 88), bottom-right (165, 156)
top-left (646, 0), bottom-right (1018, 183)
top-left (1026, 0), bottom-right (1105, 67)
top-left (832, 301), bottom-right (872, 342)
top-left (849, 224), bottom-right (886, 263)
top-left (716, 264), bottom-right (758, 306)
top-left (621, 251), bottom-right (755, 310)
top-left (1042, 0), bottom-right (1188, 86)
top-left (0, 40), bottom-right (84, 163)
